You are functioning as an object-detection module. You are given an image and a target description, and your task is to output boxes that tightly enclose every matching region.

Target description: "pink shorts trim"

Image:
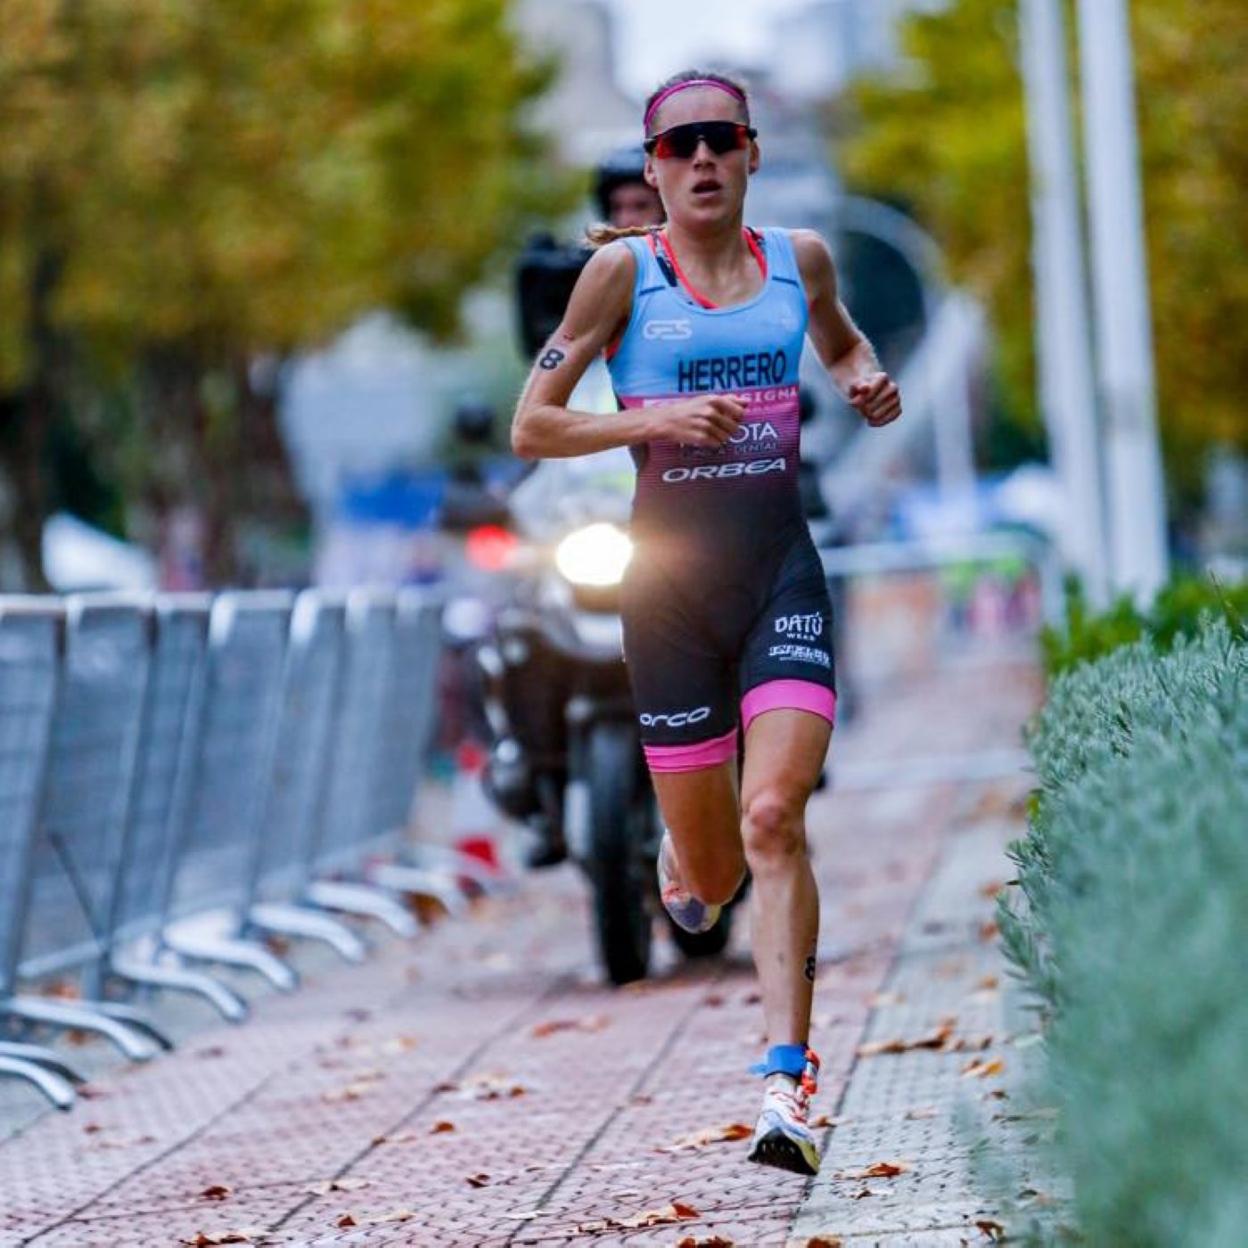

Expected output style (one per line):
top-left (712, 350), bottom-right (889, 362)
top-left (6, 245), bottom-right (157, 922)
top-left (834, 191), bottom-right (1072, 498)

top-left (644, 727), bottom-right (738, 773)
top-left (741, 680), bottom-right (837, 734)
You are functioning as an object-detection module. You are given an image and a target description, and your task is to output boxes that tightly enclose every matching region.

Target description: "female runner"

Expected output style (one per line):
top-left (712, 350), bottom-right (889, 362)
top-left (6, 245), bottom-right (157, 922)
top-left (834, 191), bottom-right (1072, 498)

top-left (512, 69), bottom-right (901, 1175)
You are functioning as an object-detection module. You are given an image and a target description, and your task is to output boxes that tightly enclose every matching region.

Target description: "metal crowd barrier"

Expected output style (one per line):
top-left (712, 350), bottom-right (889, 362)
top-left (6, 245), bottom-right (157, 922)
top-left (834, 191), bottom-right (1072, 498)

top-left (0, 586), bottom-right (451, 1111)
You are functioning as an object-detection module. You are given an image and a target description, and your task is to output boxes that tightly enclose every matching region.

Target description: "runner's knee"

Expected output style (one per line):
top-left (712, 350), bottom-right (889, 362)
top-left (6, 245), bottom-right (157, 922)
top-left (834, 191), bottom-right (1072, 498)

top-left (741, 786), bottom-right (806, 867)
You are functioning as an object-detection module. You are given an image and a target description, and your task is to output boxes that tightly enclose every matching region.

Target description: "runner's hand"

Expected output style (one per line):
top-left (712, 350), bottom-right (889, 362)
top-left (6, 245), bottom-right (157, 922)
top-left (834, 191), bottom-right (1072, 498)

top-left (654, 395), bottom-right (746, 448)
top-left (847, 373), bottom-right (901, 428)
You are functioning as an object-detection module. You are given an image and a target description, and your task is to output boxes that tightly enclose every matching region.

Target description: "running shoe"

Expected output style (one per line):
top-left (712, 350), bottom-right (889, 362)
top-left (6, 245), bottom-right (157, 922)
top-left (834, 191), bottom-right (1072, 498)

top-left (747, 1045), bottom-right (822, 1176)
top-left (656, 829), bottom-right (722, 934)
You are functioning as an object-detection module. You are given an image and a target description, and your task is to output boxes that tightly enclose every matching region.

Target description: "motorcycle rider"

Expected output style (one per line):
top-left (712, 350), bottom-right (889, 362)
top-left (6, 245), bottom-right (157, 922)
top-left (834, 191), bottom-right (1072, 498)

top-left (510, 147), bottom-right (664, 546)
top-left (506, 147), bottom-right (665, 868)
top-left (511, 70), bottom-right (901, 1175)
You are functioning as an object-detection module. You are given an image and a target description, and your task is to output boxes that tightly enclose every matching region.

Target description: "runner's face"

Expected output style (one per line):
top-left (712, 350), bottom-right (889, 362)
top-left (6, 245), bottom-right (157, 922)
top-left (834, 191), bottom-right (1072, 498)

top-left (644, 88), bottom-right (757, 228)
top-left (608, 182), bottom-right (664, 229)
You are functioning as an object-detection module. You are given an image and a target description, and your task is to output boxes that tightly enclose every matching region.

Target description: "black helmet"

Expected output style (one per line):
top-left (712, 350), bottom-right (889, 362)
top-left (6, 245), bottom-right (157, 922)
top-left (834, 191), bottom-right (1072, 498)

top-left (593, 145), bottom-right (649, 219)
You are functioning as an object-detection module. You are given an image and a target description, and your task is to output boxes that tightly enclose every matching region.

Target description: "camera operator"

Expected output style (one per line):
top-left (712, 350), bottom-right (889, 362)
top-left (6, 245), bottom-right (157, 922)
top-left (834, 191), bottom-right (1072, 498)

top-left (510, 147), bottom-right (664, 538)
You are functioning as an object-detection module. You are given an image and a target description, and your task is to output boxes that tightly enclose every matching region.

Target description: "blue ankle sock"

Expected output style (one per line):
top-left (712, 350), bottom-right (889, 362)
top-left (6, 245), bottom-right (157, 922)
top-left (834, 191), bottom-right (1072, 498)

top-left (748, 1043), bottom-right (808, 1079)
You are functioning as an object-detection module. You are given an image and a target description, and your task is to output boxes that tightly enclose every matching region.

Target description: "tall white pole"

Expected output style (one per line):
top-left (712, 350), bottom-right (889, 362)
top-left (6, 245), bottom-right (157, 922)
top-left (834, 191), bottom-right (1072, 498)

top-left (1018, 0), bottom-right (1108, 604)
top-left (1077, 0), bottom-right (1169, 599)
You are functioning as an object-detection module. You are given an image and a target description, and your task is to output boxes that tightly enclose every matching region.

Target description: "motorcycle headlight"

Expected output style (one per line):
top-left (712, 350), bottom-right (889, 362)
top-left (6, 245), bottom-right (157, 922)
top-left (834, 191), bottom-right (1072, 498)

top-left (554, 522), bottom-right (633, 587)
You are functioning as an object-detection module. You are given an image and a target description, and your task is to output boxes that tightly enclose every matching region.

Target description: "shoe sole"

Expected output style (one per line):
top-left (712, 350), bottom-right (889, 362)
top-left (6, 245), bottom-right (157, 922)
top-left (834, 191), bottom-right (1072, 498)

top-left (746, 1127), bottom-right (819, 1176)
top-left (661, 899), bottom-right (722, 934)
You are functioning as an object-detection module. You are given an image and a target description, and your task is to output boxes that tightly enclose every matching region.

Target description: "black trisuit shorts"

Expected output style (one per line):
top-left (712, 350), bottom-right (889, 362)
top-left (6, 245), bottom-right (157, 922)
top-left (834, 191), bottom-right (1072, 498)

top-left (621, 530), bottom-right (836, 773)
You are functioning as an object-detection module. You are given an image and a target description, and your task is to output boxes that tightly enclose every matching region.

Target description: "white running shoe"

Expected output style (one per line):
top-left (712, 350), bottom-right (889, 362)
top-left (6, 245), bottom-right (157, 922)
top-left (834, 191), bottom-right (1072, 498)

top-left (656, 830), bottom-right (722, 934)
top-left (747, 1048), bottom-right (822, 1176)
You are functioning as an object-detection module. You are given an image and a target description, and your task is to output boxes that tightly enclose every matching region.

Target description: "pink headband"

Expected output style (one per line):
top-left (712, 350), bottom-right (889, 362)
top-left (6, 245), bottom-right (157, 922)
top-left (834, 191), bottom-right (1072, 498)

top-left (643, 79), bottom-right (748, 133)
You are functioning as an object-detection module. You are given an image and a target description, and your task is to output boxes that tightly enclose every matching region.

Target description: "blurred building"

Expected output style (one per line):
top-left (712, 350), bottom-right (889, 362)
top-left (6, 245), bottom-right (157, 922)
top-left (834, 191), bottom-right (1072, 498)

top-left (512, 0), bottom-right (638, 163)
top-left (771, 0), bottom-right (947, 99)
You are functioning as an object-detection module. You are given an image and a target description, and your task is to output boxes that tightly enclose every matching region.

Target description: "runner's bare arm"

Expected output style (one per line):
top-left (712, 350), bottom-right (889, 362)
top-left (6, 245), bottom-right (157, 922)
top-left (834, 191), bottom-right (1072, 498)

top-left (512, 243), bottom-right (746, 458)
top-left (511, 244), bottom-right (650, 459)
top-left (791, 229), bottom-right (902, 428)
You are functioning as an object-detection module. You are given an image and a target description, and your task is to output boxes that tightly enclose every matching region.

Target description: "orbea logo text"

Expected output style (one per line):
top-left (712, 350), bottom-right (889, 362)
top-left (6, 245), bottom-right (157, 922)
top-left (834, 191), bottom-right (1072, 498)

top-left (661, 457), bottom-right (786, 483)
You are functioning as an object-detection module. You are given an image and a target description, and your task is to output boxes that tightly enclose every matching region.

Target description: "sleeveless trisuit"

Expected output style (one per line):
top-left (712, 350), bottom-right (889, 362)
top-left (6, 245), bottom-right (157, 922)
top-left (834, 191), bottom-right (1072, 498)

top-left (606, 228), bottom-right (837, 772)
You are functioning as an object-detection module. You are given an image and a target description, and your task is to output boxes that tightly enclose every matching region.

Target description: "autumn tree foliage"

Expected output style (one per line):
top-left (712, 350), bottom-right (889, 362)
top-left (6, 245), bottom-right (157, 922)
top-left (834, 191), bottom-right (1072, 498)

top-left (0, 0), bottom-right (564, 585)
top-left (840, 0), bottom-right (1248, 502)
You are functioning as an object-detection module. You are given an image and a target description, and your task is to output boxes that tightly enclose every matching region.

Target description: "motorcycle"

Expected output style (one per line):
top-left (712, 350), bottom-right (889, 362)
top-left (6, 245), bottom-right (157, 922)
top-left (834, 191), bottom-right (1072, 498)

top-left (473, 473), bottom-right (734, 986)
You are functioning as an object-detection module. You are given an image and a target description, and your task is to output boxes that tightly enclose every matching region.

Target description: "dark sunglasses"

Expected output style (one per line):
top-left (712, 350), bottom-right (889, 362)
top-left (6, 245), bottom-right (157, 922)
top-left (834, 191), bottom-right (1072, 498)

top-left (643, 120), bottom-right (757, 160)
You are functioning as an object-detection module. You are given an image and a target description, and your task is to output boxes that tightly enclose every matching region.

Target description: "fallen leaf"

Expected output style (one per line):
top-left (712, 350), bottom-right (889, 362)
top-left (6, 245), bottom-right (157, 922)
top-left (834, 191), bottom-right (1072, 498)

top-left (576, 1202), bottom-right (700, 1233)
top-left (975, 975), bottom-right (999, 991)
top-left (322, 1080), bottom-right (379, 1103)
top-left (180, 1231), bottom-right (266, 1246)
top-left (978, 881), bottom-right (1005, 900)
top-left (702, 993), bottom-right (726, 1007)
top-left (430, 1120), bottom-right (456, 1134)
top-left (843, 1161), bottom-right (909, 1180)
top-left (373, 1130), bottom-right (422, 1145)
top-left (432, 1080), bottom-right (459, 1093)
top-left (82, 1122), bottom-right (103, 1134)
top-left (364, 1209), bottom-right (415, 1225)
top-left (978, 920), bottom-right (1000, 942)
top-left (904, 1106), bottom-right (940, 1120)
top-left (961, 1057), bottom-right (1006, 1079)
top-left (857, 1018), bottom-right (957, 1056)
top-left (459, 1073), bottom-right (527, 1100)
top-left (656, 1123), bottom-right (752, 1153)
top-left (76, 1084), bottom-right (109, 1100)
top-left (531, 1014), bottom-right (610, 1038)
top-left (799, 1238), bottom-right (844, 1248)
top-left (304, 1178), bottom-right (370, 1196)
top-left (677, 1236), bottom-right (735, 1247)
top-left (975, 1218), bottom-right (1007, 1241)
top-left (335, 1215), bottom-right (357, 1229)
top-left (630, 1093), bottom-right (654, 1105)
top-left (809, 1113), bottom-right (847, 1128)
top-left (200, 1185), bottom-right (232, 1201)
top-left (465, 1173), bottom-right (491, 1188)
top-left (984, 1089), bottom-right (1009, 1101)
top-left (380, 1035), bottom-right (421, 1055)
top-left (852, 1186), bottom-right (876, 1200)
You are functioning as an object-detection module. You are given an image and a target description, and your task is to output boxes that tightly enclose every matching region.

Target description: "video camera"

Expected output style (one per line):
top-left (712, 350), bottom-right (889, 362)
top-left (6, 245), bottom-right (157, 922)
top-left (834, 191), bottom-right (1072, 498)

top-left (514, 232), bottom-right (592, 358)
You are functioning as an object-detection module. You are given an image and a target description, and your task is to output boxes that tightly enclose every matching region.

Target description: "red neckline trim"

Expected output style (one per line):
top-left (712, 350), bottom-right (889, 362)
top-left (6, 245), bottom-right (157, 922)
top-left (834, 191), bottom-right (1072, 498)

top-left (657, 228), bottom-right (768, 310)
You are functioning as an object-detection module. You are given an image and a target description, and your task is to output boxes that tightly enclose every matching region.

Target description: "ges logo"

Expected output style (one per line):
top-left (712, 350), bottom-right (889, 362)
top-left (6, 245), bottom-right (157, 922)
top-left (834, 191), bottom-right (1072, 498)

top-left (642, 319), bottom-right (693, 341)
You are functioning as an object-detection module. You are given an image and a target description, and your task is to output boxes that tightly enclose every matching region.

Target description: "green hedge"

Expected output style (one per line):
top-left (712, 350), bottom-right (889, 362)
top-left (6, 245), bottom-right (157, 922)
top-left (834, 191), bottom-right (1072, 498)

top-left (1041, 574), bottom-right (1247, 676)
top-left (1001, 621), bottom-right (1248, 1245)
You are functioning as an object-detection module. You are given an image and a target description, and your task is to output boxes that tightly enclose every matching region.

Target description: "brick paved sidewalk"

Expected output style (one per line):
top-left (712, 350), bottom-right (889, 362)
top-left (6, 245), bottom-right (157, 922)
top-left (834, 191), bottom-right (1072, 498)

top-left (0, 650), bottom-right (1048, 1248)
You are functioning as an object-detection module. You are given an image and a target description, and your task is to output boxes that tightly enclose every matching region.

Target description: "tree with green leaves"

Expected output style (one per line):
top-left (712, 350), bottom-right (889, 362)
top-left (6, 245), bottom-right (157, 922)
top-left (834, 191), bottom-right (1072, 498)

top-left (839, 0), bottom-right (1247, 505)
top-left (0, 0), bottom-right (569, 585)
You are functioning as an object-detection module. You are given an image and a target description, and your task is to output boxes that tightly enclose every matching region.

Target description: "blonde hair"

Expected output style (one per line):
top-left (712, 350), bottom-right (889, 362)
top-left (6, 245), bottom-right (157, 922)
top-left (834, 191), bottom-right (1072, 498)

top-left (584, 223), bottom-right (662, 249)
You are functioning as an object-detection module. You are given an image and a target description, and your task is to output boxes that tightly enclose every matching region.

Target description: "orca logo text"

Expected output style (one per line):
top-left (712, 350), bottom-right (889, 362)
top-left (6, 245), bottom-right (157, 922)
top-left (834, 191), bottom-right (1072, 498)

top-left (639, 706), bottom-right (712, 728)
